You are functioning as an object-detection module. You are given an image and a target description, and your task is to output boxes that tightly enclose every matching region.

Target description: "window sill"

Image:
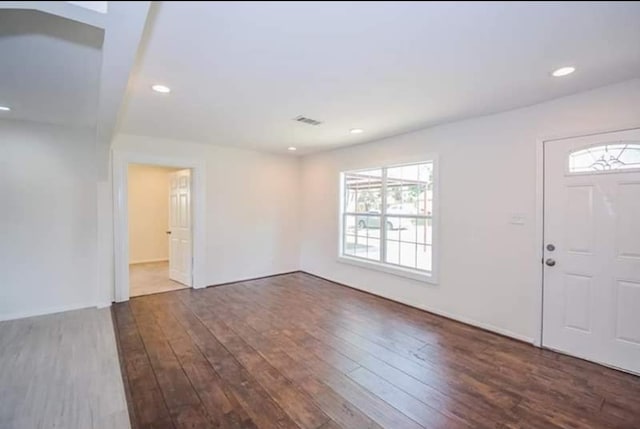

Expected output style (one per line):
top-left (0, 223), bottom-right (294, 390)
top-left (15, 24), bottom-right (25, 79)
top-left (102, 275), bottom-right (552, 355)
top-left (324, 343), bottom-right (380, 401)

top-left (337, 255), bottom-right (437, 284)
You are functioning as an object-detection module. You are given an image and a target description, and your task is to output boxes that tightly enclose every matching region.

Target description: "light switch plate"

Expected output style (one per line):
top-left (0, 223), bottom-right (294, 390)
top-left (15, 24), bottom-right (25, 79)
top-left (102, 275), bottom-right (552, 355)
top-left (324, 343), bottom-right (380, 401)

top-left (509, 213), bottom-right (526, 225)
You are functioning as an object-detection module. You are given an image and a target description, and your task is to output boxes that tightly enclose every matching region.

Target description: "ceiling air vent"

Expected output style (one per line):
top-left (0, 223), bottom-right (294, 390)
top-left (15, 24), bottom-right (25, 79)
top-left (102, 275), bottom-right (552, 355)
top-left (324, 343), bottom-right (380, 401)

top-left (294, 115), bottom-right (323, 126)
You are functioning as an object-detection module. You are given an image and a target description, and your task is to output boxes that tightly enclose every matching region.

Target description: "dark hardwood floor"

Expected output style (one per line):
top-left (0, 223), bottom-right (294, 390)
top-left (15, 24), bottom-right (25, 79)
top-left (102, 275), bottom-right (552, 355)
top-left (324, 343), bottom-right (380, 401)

top-left (112, 272), bottom-right (640, 429)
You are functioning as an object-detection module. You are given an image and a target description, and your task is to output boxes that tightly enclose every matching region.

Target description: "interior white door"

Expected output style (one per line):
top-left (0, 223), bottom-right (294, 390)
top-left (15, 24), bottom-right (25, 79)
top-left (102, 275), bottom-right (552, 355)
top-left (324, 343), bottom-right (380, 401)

top-left (169, 169), bottom-right (192, 286)
top-left (543, 128), bottom-right (640, 374)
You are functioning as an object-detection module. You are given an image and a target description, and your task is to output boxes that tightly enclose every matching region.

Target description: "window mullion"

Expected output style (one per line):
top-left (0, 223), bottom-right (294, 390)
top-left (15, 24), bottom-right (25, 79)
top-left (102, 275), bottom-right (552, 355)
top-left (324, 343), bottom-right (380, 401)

top-left (380, 167), bottom-right (387, 264)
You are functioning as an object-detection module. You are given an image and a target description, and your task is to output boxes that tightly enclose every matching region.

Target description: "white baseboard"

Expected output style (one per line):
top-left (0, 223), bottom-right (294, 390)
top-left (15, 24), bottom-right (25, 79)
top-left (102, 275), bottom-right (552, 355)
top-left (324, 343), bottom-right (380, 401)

top-left (96, 302), bottom-right (113, 309)
top-left (0, 302), bottom-right (106, 322)
top-left (415, 303), bottom-right (535, 344)
top-left (130, 258), bottom-right (169, 265)
top-left (302, 270), bottom-right (535, 345)
top-left (206, 270), bottom-right (301, 288)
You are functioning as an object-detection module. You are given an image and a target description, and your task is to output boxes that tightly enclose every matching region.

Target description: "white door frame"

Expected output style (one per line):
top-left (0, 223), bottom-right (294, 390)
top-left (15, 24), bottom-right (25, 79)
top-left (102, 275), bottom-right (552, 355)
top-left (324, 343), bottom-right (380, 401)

top-left (534, 124), bottom-right (640, 348)
top-left (112, 150), bottom-right (206, 302)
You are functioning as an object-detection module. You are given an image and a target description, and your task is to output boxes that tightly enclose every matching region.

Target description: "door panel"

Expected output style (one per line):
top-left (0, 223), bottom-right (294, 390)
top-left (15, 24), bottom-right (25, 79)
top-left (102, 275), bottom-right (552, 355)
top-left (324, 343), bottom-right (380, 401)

top-left (565, 185), bottom-right (595, 254)
top-left (616, 182), bottom-right (640, 258)
top-left (169, 169), bottom-right (192, 286)
top-left (563, 274), bottom-right (592, 332)
top-left (615, 280), bottom-right (640, 345)
top-left (543, 128), bottom-right (640, 374)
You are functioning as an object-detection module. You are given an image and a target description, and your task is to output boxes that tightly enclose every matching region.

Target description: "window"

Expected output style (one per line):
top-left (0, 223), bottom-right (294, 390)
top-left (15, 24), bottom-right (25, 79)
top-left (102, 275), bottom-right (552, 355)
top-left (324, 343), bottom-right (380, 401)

top-left (569, 142), bottom-right (640, 173)
top-left (340, 161), bottom-right (435, 281)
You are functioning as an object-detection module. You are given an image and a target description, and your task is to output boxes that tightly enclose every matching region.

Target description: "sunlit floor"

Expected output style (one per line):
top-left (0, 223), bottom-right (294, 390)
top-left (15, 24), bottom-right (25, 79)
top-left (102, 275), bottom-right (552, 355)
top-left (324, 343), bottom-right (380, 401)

top-left (129, 261), bottom-right (188, 297)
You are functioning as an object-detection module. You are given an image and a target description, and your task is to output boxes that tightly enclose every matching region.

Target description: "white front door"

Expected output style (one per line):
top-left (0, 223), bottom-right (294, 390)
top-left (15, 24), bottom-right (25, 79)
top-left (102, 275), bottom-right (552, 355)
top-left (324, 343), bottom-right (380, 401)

top-left (543, 128), bottom-right (640, 374)
top-left (169, 169), bottom-right (192, 286)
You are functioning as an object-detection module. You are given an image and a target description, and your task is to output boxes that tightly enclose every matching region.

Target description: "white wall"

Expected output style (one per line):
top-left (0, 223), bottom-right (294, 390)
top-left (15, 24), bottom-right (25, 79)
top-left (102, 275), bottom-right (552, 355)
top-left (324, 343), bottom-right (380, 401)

top-left (128, 164), bottom-right (174, 264)
top-left (0, 118), bottom-right (98, 320)
top-left (1, 122), bottom-right (301, 318)
top-left (4, 79), bottom-right (639, 330)
top-left (300, 79), bottom-right (640, 343)
top-left (112, 134), bottom-right (300, 288)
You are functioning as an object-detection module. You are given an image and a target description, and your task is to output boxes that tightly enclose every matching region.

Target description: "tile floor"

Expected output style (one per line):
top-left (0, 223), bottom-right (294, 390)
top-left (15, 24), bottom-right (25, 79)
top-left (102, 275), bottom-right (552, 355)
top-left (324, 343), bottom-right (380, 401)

top-left (129, 261), bottom-right (188, 297)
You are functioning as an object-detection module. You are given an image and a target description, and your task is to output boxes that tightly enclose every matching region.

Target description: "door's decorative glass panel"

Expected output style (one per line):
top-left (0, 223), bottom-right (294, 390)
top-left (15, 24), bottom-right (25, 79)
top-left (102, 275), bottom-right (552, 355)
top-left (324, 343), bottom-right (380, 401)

top-left (569, 142), bottom-right (640, 173)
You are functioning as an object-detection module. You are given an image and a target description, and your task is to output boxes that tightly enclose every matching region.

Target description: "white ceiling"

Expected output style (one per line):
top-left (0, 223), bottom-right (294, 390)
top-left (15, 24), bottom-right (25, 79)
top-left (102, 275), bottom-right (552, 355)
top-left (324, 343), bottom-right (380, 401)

top-left (0, 9), bottom-right (104, 127)
top-left (121, 1), bottom-right (640, 154)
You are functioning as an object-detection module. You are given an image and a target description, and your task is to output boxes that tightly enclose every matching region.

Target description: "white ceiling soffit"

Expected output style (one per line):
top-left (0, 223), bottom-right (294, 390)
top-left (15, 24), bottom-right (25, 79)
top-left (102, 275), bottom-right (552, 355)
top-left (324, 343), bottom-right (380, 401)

top-left (0, 2), bottom-right (151, 175)
top-left (0, 8), bottom-right (104, 127)
top-left (0, 1), bottom-right (107, 28)
top-left (95, 1), bottom-right (151, 152)
top-left (66, 1), bottom-right (108, 15)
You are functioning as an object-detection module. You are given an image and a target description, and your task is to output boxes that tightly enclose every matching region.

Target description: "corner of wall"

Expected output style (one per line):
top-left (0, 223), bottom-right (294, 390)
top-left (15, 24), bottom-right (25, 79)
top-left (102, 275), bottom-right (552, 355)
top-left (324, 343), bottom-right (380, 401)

top-left (295, 155), bottom-right (305, 272)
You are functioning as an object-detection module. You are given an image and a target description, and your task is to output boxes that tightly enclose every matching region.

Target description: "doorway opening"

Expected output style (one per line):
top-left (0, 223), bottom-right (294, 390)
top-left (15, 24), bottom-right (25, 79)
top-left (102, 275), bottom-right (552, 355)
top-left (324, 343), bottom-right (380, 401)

top-left (127, 164), bottom-right (192, 297)
top-left (113, 151), bottom-right (205, 302)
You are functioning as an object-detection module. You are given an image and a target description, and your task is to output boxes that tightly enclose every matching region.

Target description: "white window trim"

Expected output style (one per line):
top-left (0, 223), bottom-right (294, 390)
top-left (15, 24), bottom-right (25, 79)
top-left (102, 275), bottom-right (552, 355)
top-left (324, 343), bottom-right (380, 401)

top-left (337, 156), bottom-right (439, 284)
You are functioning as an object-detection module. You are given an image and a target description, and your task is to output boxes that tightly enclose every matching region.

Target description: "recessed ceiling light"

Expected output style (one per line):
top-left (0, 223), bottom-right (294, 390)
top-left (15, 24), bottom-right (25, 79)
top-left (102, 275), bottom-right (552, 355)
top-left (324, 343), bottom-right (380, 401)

top-left (288, 146), bottom-right (297, 151)
top-left (350, 128), bottom-right (364, 134)
top-left (0, 106), bottom-right (10, 111)
top-left (151, 84), bottom-right (171, 93)
top-left (551, 66), bottom-right (575, 77)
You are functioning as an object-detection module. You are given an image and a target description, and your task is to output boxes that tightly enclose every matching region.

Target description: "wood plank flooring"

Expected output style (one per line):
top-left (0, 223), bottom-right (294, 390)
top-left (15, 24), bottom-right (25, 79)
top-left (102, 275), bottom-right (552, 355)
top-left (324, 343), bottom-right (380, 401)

top-left (112, 272), bottom-right (640, 429)
top-left (0, 308), bottom-right (130, 429)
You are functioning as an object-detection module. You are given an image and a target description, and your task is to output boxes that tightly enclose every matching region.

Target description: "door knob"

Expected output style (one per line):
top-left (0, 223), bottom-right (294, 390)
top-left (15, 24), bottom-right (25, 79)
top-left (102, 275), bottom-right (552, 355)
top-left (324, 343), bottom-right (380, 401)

top-left (545, 258), bottom-right (556, 267)
top-left (166, 231), bottom-right (172, 235)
